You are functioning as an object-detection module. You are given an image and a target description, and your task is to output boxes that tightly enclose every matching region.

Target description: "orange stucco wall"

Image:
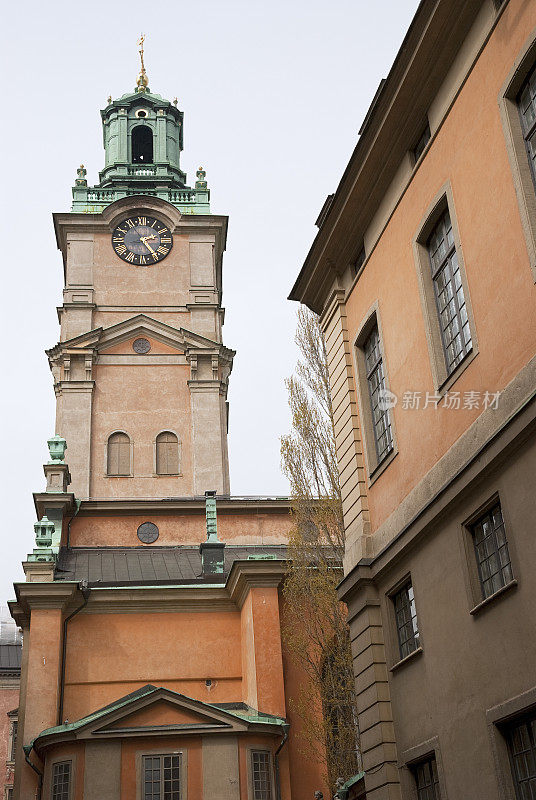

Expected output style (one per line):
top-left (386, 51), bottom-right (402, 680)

top-left (68, 509), bottom-right (293, 547)
top-left (89, 360), bottom-right (194, 498)
top-left (63, 611), bottom-right (242, 721)
top-left (344, 0), bottom-right (536, 533)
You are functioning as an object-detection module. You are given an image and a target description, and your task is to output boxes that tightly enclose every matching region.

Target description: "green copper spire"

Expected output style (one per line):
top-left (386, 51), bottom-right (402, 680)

top-left (72, 37), bottom-right (210, 215)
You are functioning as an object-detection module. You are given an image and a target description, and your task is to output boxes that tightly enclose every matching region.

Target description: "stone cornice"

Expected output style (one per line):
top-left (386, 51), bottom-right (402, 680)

top-left (33, 492), bottom-right (77, 521)
top-left (9, 582), bottom-right (82, 627)
top-left (75, 497), bottom-right (293, 516)
top-left (227, 561), bottom-right (287, 610)
top-left (289, 0), bottom-right (495, 313)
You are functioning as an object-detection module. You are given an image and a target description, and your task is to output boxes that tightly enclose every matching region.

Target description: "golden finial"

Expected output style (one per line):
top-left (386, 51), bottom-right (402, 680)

top-left (136, 34), bottom-right (149, 93)
top-left (107, 95), bottom-right (112, 104)
top-left (173, 97), bottom-right (178, 106)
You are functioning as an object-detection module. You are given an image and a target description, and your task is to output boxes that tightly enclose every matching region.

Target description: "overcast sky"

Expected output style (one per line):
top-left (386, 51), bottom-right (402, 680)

top-left (0, 0), bottom-right (420, 602)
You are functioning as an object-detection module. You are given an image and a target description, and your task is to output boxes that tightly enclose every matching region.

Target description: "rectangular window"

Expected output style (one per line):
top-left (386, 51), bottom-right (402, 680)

top-left (7, 790), bottom-right (14, 800)
top-left (427, 210), bottom-right (472, 374)
top-left (518, 63), bottom-right (536, 190)
top-left (412, 756), bottom-right (441, 799)
top-left (507, 713), bottom-right (536, 799)
top-left (51, 762), bottom-right (71, 800)
top-left (143, 754), bottom-right (181, 800)
top-left (393, 581), bottom-right (419, 660)
top-left (9, 720), bottom-right (17, 761)
top-left (363, 325), bottom-right (393, 463)
top-left (252, 751), bottom-right (273, 800)
top-left (413, 122), bottom-right (431, 163)
top-left (472, 503), bottom-right (513, 600)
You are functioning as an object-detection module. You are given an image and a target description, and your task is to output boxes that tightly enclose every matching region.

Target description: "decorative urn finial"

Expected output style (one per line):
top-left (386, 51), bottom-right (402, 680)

top-left (75, 164), bottom-right (87, 187)
top-left (47, 434), bottom-right (67, 463)
top-left (34, 516), bottom-right (55, 549)
top-left (195, 167), bottom-right (207, 190)
top-left (136, 34), bottom-right (149, 93)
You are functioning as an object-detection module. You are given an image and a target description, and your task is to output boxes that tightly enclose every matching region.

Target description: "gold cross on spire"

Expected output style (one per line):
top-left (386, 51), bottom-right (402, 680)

top-left (136, 33), bottom-right (149, 92)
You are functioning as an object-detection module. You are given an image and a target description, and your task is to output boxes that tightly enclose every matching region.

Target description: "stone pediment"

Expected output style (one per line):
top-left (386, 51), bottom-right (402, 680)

top-left (47, 315), bottom-right (233, 359)
top-left (32, 685), bottom-right (286, 752)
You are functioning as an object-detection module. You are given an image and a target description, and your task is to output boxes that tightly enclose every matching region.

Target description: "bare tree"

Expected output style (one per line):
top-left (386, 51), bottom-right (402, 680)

top-left (281, 306), bottom-right (360, 790)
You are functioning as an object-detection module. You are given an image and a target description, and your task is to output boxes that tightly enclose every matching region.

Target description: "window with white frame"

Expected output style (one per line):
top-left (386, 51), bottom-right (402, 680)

top-left (51, 761), bottom-right (71, 800)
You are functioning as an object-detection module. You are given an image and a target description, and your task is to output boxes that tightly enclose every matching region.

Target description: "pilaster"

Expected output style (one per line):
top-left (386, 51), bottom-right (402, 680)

top-left (341, 574), bottom-right (401, 800)
top-left (189, 377), bottom-right (230, 495)
top-left (320, 289), bottom-right (372, 572)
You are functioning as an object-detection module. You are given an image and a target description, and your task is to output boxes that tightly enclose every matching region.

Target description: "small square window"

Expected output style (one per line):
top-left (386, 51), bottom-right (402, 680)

top-left (393, 581), bottom-right (420, 660)
top-left (506, 712), bottom-right (536, 798)
top-left (471, 503), bottom-right (513, 600)
top-left (412, 755), bottom-right (441, 799)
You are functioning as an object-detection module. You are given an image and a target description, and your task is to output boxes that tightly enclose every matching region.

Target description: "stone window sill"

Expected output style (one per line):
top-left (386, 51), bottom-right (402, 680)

top-left (470, 579), bottom-right (518, 616)
top-left (390, 646), bottom-right (423, 673)
top-left (368, 447), bottom-right (398, 487)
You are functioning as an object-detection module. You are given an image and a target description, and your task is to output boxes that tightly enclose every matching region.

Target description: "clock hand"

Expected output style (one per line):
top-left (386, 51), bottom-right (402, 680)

top-left (140, 237), bottom-right (157, 255)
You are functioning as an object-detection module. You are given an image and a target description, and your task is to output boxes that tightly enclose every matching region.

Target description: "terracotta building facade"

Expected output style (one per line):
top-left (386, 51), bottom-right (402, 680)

top-left (9, 57), bottom-right (327, 800)
top-left (291, 0), bottom-right (536, 798)
top-left (1, 609), bottom-right (22, 800)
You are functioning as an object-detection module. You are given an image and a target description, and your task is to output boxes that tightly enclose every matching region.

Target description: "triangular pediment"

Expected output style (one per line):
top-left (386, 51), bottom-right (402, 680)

top-left (33, 685), bottom-right (285, 752)
top-left (47, 315), bottom-right (233, 359)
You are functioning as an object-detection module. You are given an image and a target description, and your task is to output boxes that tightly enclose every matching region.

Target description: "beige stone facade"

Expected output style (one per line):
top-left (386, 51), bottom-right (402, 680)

top-left (291, 0), bottom-right (536, 798)
top-left (50, 197), bottom-right (233, 499)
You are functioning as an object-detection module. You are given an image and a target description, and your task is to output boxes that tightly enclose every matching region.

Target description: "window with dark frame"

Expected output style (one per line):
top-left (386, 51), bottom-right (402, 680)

top-left (9, 720), bottom-right (17, 761)
top-left (393, 581), bottom-right (420, 660)
top-left (363, 325), bottom-right (393, 464)
top-left (142, 754), bottom-right (181, 800)
top-left (427, 209), bottom-right (472, 374)
top-left (506, 712), bottom-right (536, 799)
top-left (518, 63), bottom-right (536, 191)
top-left (471, 502), bottom-right (513, 600)
top-left (7, 789), bottom-right (14, 800)
top-left (413, 122), bottom-right (431, 163)
top-left (51, 762), bottom-right (71, 800)
top-left (107, 432), bottom-right (130, 476)
top-left (156, 431), bottom-right (179, 475)
top-left (412, 755), bottom-right (441, 800)
top-left (251, 750), bottom-right (273, 800)
top-left (351, 246), bottom-right (366, 278)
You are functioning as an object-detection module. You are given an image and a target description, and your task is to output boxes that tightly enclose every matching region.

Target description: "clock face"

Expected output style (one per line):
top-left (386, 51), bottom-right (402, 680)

top-left (112, 215), bottom-right (173, 265)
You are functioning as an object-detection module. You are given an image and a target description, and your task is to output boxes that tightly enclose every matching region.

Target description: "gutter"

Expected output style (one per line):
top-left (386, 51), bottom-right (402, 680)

top-left (57, 581), bottom-right (91, 726)
top-left (274, 723), bottom-right (290, 800)
top-left (24, 744), bottom-right (43, 800)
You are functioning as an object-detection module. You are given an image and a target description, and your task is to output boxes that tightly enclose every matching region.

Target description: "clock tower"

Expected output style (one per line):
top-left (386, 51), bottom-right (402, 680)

top-left (49, 46), bottom-right (233, 500)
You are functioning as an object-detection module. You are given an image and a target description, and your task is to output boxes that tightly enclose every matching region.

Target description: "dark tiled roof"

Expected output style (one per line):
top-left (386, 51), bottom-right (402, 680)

top-left (55, 545), bottom-right (287, 586)
top-left (0, 644), bottom-right (22, 672)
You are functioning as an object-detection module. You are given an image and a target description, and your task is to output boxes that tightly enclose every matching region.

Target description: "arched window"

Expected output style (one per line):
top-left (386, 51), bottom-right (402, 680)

top-left (156, 431), bottom-right (179, 475)
top-left (107, 432), bottom-right (131, 476)
top-left (132, 125), bottom-right (153, 163)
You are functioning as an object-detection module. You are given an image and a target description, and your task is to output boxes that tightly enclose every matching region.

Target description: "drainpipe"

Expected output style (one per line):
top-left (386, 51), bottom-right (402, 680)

top-left (274, 723), bottom-right (290, 800)
top-left (57, 580), bottom-right (91, 725)
top-left (23, 744), bottom-right (43, 800)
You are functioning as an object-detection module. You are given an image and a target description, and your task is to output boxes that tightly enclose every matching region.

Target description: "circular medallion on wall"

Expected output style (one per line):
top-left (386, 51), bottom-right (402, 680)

top-left (137, 521), bottom-right (159, 544)
top-left (133, 337), bottom-right (151, 354)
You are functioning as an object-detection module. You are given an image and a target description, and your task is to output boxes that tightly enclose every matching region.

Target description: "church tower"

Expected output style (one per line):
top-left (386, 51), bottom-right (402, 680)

top-left (50, 36), bottom-right (232, 500)
top-left (9, 42), bottom-right (328, 800)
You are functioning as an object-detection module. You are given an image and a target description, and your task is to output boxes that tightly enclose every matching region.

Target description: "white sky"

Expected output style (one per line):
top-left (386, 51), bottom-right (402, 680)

top-left (0, 0), bottom-right (420, 602)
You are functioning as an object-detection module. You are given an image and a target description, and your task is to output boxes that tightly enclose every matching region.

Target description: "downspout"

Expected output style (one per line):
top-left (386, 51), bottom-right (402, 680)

top-left (23, 744), bottom-right (43, 800)
top-left (274, 723), bottom-right (290, 800)
top-left (66, 498), bottom-right (81, 549)
top-left (57, 580), bottom-right (91, 725)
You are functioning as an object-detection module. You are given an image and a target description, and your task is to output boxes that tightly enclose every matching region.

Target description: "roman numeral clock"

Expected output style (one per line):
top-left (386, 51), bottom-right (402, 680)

top-left (112, 215), bottom-right (173, 265)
